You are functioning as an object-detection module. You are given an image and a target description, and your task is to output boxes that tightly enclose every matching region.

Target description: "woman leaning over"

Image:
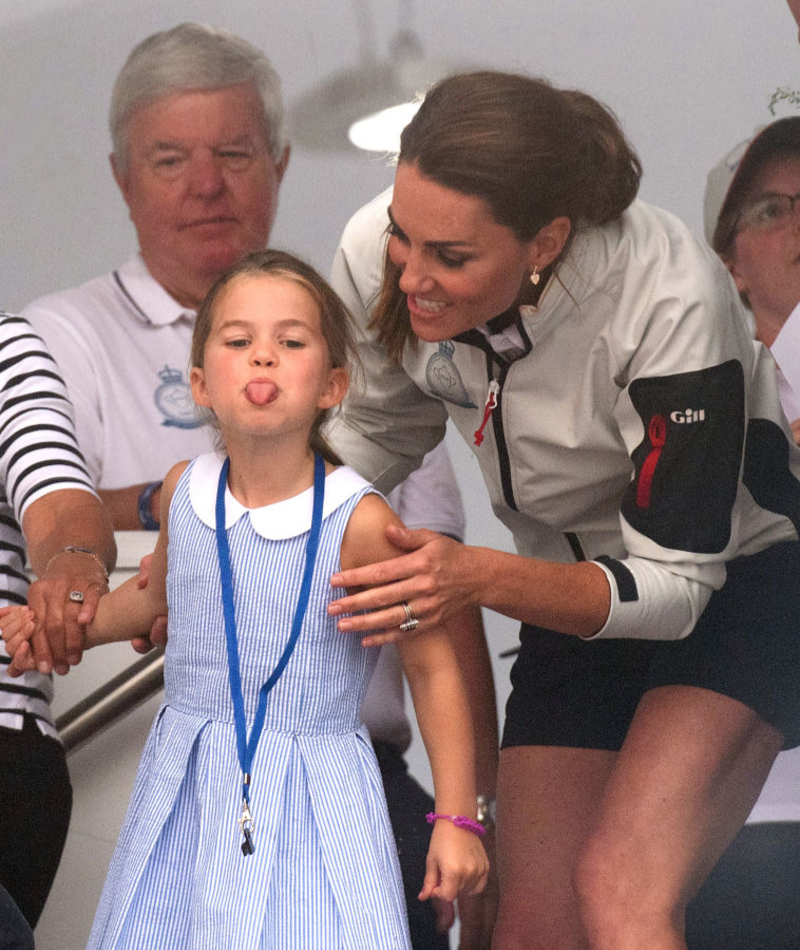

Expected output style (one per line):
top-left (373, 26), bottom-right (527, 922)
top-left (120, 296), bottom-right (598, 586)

top-left (326, 72), bottom-right (800, 950)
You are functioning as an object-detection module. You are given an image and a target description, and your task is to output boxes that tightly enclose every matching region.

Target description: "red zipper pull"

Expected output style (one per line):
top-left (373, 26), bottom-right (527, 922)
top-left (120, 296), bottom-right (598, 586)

top-left (636, 414), bottom-right (667, 508)
top-left (474, 381), bottom-right (500, 447)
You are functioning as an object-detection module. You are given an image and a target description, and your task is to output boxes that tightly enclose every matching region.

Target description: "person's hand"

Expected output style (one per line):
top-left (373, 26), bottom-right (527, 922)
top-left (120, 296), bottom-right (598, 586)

top-left (418, 820), bottom-right (488, 904)
top-left (0, 606), bottom-right (38, 676)
top-left (430, 827), bottom-right (498, 948)
top-left (432, 897), bottom-right (456, 934)
top-left (131, 616), bottom-right (168, 654)
top-left (791, 417), bottom-right (800, 445)
top-left (452, 827), bottom-right (498, 950)
top-left (24, 551), bottom-right (108, 675)
top-left (328, 526), bottom-right (480, 646)
top-left (454, 890), bottom-right (498, 950)
top-left (0, 605), bottom-right (34, 653)
top-left (130, 553), bottom-right (168, 654)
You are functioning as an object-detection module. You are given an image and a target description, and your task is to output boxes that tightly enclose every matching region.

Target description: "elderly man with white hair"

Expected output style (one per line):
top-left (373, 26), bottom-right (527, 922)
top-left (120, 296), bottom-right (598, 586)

top-left (23, 23), bottom-right (289, 531)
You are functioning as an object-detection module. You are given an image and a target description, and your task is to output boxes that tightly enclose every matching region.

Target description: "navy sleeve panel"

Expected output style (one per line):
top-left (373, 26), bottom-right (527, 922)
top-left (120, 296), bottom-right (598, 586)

top-left (594, 555), bottom-right (639, 602)
top-left (743, 419), bottom-right (800, 535)
top-left (621, 360), bottom-right (745, 554)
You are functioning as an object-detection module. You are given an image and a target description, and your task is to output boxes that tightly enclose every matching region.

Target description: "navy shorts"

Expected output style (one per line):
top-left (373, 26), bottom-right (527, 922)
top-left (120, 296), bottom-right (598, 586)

top-left (502, 540), bottom-right (800, 752)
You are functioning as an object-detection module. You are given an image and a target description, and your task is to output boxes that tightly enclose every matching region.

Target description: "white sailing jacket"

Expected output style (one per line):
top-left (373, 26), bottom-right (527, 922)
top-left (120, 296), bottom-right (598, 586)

top-left (329, 190), bottom-right (800, 641)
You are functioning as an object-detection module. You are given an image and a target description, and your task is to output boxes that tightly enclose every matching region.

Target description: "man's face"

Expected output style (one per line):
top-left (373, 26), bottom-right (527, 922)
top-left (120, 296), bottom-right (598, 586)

top-left (112, 83), bottom-right (288, 308)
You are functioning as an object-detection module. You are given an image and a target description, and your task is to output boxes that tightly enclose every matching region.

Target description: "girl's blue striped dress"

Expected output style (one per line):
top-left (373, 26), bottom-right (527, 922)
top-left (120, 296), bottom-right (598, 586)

top-left (87, 453), bottom-right (411, 950)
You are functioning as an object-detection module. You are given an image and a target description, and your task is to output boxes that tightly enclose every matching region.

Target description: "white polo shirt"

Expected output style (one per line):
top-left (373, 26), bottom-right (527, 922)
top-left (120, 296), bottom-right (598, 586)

top-left (21, 256), bottom-right (214, 488)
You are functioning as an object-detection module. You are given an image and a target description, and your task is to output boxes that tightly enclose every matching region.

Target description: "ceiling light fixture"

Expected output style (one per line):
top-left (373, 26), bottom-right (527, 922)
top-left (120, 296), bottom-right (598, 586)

top-left (291, 2), bottom-right (472, 153)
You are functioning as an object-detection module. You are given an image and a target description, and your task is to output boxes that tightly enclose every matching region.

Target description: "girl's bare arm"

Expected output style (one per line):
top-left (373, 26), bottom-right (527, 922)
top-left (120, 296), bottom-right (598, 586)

top-left (341, 493), bottom-right (489, 900)
top-left (86, 462), bottom-right (187, 645)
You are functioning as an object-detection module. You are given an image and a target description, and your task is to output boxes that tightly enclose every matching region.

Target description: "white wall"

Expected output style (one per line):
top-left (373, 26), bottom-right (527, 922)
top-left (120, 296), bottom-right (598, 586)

top-left (2, 1), bottom-right (798, 946)
top-left (2, 0), bottom-right (799, 313)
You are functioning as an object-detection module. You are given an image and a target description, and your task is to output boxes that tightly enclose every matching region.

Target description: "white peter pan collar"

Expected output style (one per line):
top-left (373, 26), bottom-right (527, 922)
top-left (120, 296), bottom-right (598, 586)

top-left (188, 452), bottom-right (372, 540)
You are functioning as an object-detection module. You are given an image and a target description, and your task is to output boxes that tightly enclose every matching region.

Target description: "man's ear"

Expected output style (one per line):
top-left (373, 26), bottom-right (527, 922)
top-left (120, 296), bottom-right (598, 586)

top-left (110, 153), bottom-right (131, 207)
top-left (274, 145), bottom-right (290, 185)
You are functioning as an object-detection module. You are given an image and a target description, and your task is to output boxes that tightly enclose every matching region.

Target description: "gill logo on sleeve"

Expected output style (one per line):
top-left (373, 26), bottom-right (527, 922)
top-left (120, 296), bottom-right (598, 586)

top-left (670, 408), bottom-right (706, 424)
top-left (624, 360), bottom-right (743, 554)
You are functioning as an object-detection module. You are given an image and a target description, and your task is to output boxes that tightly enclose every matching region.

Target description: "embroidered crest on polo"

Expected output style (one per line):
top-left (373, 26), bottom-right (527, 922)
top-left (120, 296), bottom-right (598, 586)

top-left (154, 365), bottom-right (204, 429)
top-left (425, 341), bottom-right (477, 408)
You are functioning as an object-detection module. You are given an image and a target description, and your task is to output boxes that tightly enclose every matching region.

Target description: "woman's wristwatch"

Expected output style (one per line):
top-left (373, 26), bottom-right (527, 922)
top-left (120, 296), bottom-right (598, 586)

top-left (476, 794), bottom-right (496, 831)
top-left (137, 480), bottom-right (163, 531)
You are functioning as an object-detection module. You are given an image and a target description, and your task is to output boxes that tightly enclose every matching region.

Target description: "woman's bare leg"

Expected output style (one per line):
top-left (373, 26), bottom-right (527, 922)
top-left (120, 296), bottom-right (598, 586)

top-left (575, 685), bottom-right (783, 950)
top-left (492, 687), bottom-right (782, 950)
top-left (492, 745), bottom-right (616, 950)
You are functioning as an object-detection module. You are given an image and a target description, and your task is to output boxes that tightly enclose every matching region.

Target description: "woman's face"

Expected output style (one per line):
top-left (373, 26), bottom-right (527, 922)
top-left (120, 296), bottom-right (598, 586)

top-left (729, 154), bottom-right (800, 346)
top-left (386, 162), bottom-right (541, 341)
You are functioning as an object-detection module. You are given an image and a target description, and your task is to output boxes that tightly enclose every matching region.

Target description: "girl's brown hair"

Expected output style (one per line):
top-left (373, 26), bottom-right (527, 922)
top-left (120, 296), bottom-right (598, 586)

top-left (192, 248), bottom-right (356, 464)
top-left (373, 71), bottom-right (642, 361)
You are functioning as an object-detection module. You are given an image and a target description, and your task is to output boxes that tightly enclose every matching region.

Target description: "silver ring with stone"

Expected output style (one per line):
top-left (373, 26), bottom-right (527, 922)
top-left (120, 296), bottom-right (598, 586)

top-left (68, 590), bottom-right (85, 604)
top-left (399, 602), bottom-right (419, 632)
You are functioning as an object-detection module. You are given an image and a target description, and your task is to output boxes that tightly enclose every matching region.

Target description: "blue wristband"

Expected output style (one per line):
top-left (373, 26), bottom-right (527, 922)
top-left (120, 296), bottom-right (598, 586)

top-left (137, 480), bottom-right (162, 531)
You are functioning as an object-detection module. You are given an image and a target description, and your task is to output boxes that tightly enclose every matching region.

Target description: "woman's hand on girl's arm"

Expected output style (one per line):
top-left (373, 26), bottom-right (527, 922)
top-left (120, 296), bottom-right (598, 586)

top-left (419, 820), bottom-right (489, 903)
top-left (329, 523), bottom-right (480, 646)
top-left (330, 521), bottom-right (611, 645)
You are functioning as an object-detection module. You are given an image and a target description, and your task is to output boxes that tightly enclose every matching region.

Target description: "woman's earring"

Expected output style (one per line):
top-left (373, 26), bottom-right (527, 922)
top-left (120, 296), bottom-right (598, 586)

top-left (530, 266), bottom-right (540, 286)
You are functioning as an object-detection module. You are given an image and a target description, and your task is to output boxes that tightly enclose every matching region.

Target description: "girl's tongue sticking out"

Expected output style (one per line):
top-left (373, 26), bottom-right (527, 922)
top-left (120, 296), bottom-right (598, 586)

top-left (245, 380), bottom-right (278, 406)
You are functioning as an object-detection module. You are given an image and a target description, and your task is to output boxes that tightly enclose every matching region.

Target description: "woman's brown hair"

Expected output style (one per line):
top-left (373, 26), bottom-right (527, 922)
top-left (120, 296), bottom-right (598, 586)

top-left (373, 71), bottom-right (642, 361)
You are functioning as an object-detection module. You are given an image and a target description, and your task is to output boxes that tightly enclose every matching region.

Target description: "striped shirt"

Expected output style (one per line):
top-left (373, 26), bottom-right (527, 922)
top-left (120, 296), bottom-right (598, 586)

top-left (0, 312), bottom-right (96, 739)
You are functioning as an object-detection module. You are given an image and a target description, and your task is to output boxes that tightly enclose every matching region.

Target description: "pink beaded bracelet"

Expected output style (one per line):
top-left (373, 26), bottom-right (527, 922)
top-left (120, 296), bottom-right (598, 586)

top-left (426, 812), bottom-right (486, 837)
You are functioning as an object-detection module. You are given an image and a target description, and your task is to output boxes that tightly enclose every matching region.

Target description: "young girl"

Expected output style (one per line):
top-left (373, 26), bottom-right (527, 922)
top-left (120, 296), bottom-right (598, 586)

top-left (2, 249), bottom-right (488, 949)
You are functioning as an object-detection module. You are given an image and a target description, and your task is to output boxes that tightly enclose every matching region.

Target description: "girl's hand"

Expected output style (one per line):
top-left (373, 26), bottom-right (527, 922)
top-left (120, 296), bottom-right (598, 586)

top-left (0, 606), bottom-right (38, 677)
top-left (418, 819), bottom-right (489, 904)
top-left (328, 525), bottom-right (480, 647)
top-left (0, 605), bottom-right (35, 650)
top-left (130, 553), bottom-right (169, 655)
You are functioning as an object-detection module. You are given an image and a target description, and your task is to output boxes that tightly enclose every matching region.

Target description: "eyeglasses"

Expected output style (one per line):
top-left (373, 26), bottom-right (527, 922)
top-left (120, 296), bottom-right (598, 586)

top-left (735, 191), bottom-right (800, 235)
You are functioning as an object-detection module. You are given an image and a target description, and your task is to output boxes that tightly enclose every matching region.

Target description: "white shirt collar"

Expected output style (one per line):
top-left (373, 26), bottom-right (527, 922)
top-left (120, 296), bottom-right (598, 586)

top-left (115, 256), bottom-right (195, 328)
top-left (771, 302), bottom-right (800, 413)
top-left (188, 452), bottom-right (372, 539)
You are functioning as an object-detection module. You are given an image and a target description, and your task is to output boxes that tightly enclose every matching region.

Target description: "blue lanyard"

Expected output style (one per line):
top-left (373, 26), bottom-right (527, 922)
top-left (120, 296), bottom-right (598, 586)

top-left (214, 453), bottom-right (325, 855)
